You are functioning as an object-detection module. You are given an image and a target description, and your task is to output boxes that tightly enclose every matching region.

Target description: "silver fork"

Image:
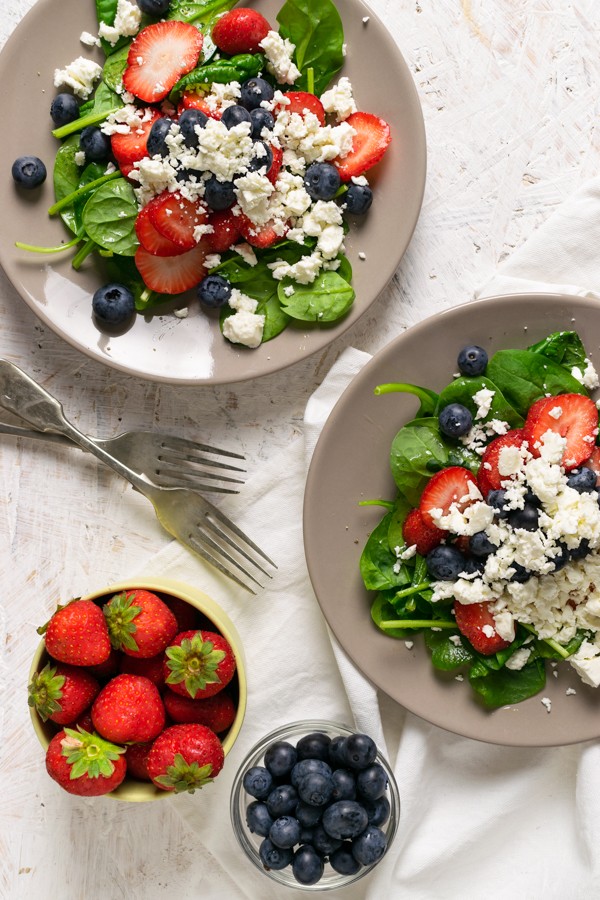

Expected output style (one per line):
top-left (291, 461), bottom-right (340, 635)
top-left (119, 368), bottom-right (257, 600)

top-left (0, 420), bottom-right (246, 494)
top-left (0, 360), bottom-right (276, 593)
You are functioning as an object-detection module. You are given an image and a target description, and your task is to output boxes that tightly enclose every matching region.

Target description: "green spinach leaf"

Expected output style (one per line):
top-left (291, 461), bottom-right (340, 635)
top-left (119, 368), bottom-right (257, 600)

top-left (486, 349), bottom-right (588, 416)
top-left (360, 511), bottom-right (406, 592)
top-left (436, 375), bottom-right (523, 427)
top-left (278, 271), bottom-right (354, 322)
top-left (53, 135), bottom-right (83, 234)
top-left (82, 178), bottom-right (139, 256)
top-left (374, 381), bottom-right (439, 418)
top-left (389, 420), bottom-right (449, 506)
top-left (468, 658), bottom-right (546, 708)
top-left (102, 43), bottom-right (130, 92)
top-left (425, 630), bottom-right (473, 671)
top-left (167, 0), bottom-right (237, 24)
top-left (528, 330), bottom-right (587, 371)
top-left (277, 0), bottom-right (345, 96)
top-left (172, 54), bottom-right (263, 95)
top-left (371, 594), bottom-right (409, 639)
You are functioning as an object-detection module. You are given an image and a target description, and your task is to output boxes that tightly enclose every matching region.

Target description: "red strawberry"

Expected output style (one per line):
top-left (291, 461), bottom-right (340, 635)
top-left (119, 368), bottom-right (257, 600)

top-left (277, 91), bottom-right (325, 125)
top-left (123, 21), bottom-right (204, 103)
top-left (266, 144), bottom-right (283, 184)
top-left (523, 394), bottom-right (599, 471)
top-left (333, 111), bottom-right (391, 181)
top-left (111, 108), bottom-right (161, 177)
top-left (164, 630), bottom-right (236, 700)
top-left (148, 191), bottom-right (207, 251)
top-left (477, 429), bottom-right (526, 495)
top-left (120, 653), bottom-right (166, 688)
top-left (453, 601), bottom-right (511, 655)
top-left (135, 242), bottom-right (207, 294)
top-left (91, 674), bottom-right (166, 744)
top-left (402, 507), bottom-right (447, 556)
top-left (125, 741), bottom-right (153, 781)
top-left (86, 648), bottom-right (121, 680)
top-left (135, 205), bottom-right (188, 257)
top-left (146, 723), bottom-right (224, 792)
top-left (583, 446), bottom-right (600, 484)
top-left (419, 466), bottom-right (478, 529)
top-left (40, 600), bottom-right (111, 667)
top-left (45, 727), bottom-right (127, 796)
top-left (28, 662), bottom-right (100, 725)
top-left (178, 91), bottom-right (222, 119)
top-left (211, 8), bottom-right (271, 55)
top-left (163, 690), bottom-right (236, 733)
top-left (238, 214), bottom-right (286, 249)
top-left (205, 208), bottom-right (242, 253)
top-left (163, 596), bottom-right (201, 632)
top-left (103, 589), bottom-right (178, 659)
top-left (74, 712), bottom-right (94, 732)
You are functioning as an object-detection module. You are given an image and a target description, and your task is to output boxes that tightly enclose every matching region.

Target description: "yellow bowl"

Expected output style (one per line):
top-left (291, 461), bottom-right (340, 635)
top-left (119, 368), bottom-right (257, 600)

top-left (29, 577), bottom-right (247, 802)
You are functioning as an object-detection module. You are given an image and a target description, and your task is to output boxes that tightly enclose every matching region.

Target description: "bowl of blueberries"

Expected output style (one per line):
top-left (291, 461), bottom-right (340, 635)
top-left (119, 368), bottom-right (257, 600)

top-left (230, 721), bottom-right (399, 890)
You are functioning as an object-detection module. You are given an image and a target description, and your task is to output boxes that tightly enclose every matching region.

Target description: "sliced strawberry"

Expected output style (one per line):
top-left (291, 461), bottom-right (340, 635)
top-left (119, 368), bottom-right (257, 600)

top-left (111, 108), bottom-right (161, 177)
top-left (148, 191), bottom-right (207, 250)
top-left (211, 8), bottom-right (271, 55)
top-left (583, 446), bottom-right (600, 484)
top-left (419, 466), bottom-right (478, 529)
top-left (277, 91), bottom-right (326, 126)
top-left (333, 111), bottom-right (391, 182)
top-left (523, 394), bottom-right (599, 471)
top-left (205, 208), bottom-right (242, 253)
top-left (238, 214), bottom-right (286, 249)
top-left (135, 243), bottom-right (207, 294)
top-left (266, 144), bottom-right (283, 185)
top-left (402, 508), bottom-right (447, 556)
top-left (453, 601), bottom-right (511, 655)
top-left (123, 21), bottom-right (204, 104)
top-left (178, 91), bottom-right (222, 120)
top-left (135, 205), bottom-right (188, 257)
top-left (477, 429), bottom-right (526, 496)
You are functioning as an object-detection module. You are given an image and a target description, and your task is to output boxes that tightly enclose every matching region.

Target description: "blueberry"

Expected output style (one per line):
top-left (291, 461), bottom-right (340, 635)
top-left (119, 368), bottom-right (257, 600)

top-left (259, 837), bottom-right (293, 870)
top-left (250, 107), bottom-right (275, 139)
top-left (247, 141), bottom-right (273, 174)
top-left (291, 758), bottom-right (332, 787)
top-left (509, 562), bottom-right (531, 583)
top-left (459, 557), bottom-right (485, 577)
top-left (299, 826), bottom-right (315, 844)
top-left (567, 467), bottom-right (597, 493)
top-left (303, 162), bottom-right (341, 201)
top-left (571, 538), bottom-right (591, 560)
top-left (487, 489), bottom-right (509, 518)
top-left (328, 735), bottom-right (347, 768)
top-left (330, 843), bottom-right (362, 875)
top-left (179, 108), bottom-right (208, 149)
top-left (331, 768), bottom-right (356, 801)
top-left (146, 116), bottom-right (172, 157)
top-left (79, 126), bottom-right (111, 161)
top-left (175, 168), bottom-right (200, 185)
top-left (523, 490), bottom-right (541, 507)
top-left (550, 542), bottom-right (570, 572)
top-left (137, 0), bottom-right (171, 14)
top-left (457, 345), bottom-right (488, 377)
top-left (240, 76), bottom-right (275, 111)
top-left (322, 800), bottom-right (369, 840)
top-left (197, 274), bottom-right (232, 308)
top-left (243, 765), bottom-right (273, 800)
top-left (50, 92), bottom-right (79, 126)
top-left (297, 772), bottom-right (334, 807)
top-left (269, 815), bottom-right (301, 849)
top-left (292, 845), bottom-right (324, 885)
top-left (264, 740), bottom-right (298, 778)
top-left (356, 764), bottom-right (388, 802)
top-left (343, 734), bottom-right (377, 770)
top-left (363, 795), bottom-right (390, 827)
top-left (438, 402), bottom-right (473, 438)
top-left (295, 801), bottom-right (323, 828)
top-left (311, 822), bottom-right (342, 855)
top-left (92, 283), bottom-right (135, 326)
top-left (344, 182), bottom-right (373, 215)
top-left (296, 732), bottom-right (332, 761)
top-left (221, 104), bottom-right (252, 129)
top-left (426, 545), bottom-right (467, 581)
top-left (469, 531), bottom-right (497, 558)
top-left (245, 801), bottom-right (273, 837)
top-left (508, 503), bottom-right (539, 531)
top-left (266, 784), bottom-right (298, 818)
top-left (11, 156), bottom-right (47, 189)
top-left (351, 824), bottom-right (387, 866)
top-left (203, 175), bottom-right (236, 211)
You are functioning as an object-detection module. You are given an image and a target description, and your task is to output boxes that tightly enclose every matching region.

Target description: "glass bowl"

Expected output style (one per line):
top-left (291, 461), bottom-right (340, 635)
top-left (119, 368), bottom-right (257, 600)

top-left (230, 720), bottom-right (399, 891)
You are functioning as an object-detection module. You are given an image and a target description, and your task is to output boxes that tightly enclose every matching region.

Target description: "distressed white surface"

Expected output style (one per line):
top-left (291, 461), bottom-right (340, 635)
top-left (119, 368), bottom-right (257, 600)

top-left (2, 0), bottom-right (600, 897)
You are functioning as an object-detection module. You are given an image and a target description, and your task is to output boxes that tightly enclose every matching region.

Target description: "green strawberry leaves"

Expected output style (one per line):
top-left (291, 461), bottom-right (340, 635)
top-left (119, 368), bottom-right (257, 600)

top-left (61, 727), bottom-right (126, 780)
top-left (154, 753), bottom-right (214, 793)
top-left (27, 664), bottom-right (66, 721)
top-left (103, 591), bottom-right (142, 652)
top-left (165, 633), bottom-right (225, 698)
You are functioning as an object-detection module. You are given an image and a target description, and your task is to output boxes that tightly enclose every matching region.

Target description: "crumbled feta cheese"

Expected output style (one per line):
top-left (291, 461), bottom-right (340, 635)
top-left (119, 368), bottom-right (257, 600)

top-left (222, 309), bottom-right (265, 348)
top-left (173, 307), bottom-right (189, 319)
top-left (505, 647), bottom-right (531, 670)
top-left (98, 0), bottom-right (141, 46)
top-left (548, 406), bottom-right (563, 420)
top-left (80, 31), bottom-right (100, 47)
top-left (233, 243), bottom-right (258, 266)
top-left (540, 697), bottom-right (552, 713)
top-left (259, 31), bottom-right (301, 84)
top-left (473, 387), bottom-right (495, 420)
top-left (54, 57), bottom-right (102, 99)
top-left (399, 544), bottom-right (417, 561)
top-left (74, 150), bottom-right (86, 166)
top-left (320, 77), bottom-right (357, 121)
top-left (569, 640), bottom-right (600, 687)
top-left (404, 641), bottom-right (414, 650)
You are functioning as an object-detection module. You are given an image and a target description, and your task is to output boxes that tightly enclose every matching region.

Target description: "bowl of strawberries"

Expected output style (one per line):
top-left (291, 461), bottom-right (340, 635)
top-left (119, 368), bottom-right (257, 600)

top-left (28, 578), bottom-right (246, 801)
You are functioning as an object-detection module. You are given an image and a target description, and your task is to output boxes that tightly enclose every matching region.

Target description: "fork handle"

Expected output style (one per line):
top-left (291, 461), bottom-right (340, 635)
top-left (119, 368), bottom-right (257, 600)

top-left (0, 360), bottom-right (151, 493)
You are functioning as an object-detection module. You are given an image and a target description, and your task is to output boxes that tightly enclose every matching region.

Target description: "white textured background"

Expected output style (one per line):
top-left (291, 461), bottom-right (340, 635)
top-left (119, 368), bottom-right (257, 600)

top-left (2, 0), bottom-right (600, 897)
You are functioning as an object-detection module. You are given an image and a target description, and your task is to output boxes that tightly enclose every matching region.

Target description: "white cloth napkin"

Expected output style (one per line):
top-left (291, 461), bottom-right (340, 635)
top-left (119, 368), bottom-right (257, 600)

top-left (137, 177), bottom-right (600, 899)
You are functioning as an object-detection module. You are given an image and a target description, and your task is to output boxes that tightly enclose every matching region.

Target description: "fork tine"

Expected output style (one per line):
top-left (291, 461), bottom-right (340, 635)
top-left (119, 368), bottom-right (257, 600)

top-left (185, 533), bottom-right (259, 594)
top-left (200, 516), bottom-right (275, 581)
top-left (190, 529), bottom-right (266, 588)
top-left (204, 504), bottom-right (277, 568)
top-left (158, 435), bottom-right (245, 462)
top-left (159, 448), bottom-right (247, 475)
top-left (155, 475), bottom-right (241, 494)
top-left (155, 466), bottom-right (245, 486)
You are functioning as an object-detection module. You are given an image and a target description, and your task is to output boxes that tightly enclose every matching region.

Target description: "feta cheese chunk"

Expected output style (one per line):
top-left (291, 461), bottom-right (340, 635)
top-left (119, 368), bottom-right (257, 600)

top-left (259, 31), bottom-right (301, 84)
top-left (98, 0), bottom-right (142, 46)
top-left (54, 56), bottom-right (102, 99)
top-left (320, 77), bottom-right (357, 121)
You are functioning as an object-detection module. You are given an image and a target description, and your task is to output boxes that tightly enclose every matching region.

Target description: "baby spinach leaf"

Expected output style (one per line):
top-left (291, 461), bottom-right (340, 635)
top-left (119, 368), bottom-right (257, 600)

top-left (82, 178), bottom-right (139, 256)
top-left (96, 0), bottom-right (118, 29)
top-left (425, 630), bottom-right (473, 671)
top-left (277, 0), bottom-right (345, 96)
top-left (172, 54), bottom-right (263, 95)
top-left (360, 511), bottom-right (406, 592)
top-left (387, 495), bottom-right (412, 551)
top-left (102, 43), bottom-right (130, 93)
top-left (468, 658), bottom-right (546, 708)
top-left (486, 349), bottom-right (588, 416)
top-left (53, 135), bottom-right (83, 234)
top-left (528, 330), bottom-right (587, 371)
top-left (436, 375), bottom-right (523, 428)
top-left (168, 0), bottom-right (237, 24)
top-left (389, 420), bottom-right (449, 506)
top-left (371, 594), bottom-right (409, 639)
top-left (278, 271), bottom-right (354, 322)
top-left (375, 381), bottom-right (439, 418)
top-left (260, 295), bottom-right (291, 342)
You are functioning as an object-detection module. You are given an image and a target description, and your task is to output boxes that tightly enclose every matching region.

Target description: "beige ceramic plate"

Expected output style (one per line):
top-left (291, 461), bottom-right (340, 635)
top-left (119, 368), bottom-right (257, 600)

top-left (0, 0), bottom-right (425, 384)
top-left (304, 294), bottom-right (600, 747)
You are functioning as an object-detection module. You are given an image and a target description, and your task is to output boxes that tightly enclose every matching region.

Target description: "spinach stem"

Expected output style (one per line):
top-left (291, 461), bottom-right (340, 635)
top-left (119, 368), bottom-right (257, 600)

top-left (521, 623), bottom-right (571, 659)
top-left (15, 234), bottom-right (82, 254)
top-left (394, 581), bottom-right (430, 599)
top-left (380, 619), bottom-right (456, 630)
top-left (358, 499), bottom-right (395, 510)
top-left (48, 172), bottom-right (121, 216)
top-left (52, 107), bottom-right (121, 139)
top-left (71, 239), bottom-right (97, 270)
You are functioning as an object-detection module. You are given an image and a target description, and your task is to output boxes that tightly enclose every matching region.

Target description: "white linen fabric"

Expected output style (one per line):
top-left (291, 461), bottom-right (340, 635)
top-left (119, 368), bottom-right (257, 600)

top-left (137, 179), bottom-right (600, 899)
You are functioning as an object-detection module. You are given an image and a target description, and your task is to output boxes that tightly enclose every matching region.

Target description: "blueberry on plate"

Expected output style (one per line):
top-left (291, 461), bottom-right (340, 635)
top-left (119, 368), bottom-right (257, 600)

top-left (351, 824), bottom-right (387, 866)
top-left (259, 837), bottom-right (293, 870)
top-left (240, 76), bottom-right (275, 111)
top-left (487, 489), bottom-right (509, 518)
top-left (438, 402), bottom-right (473, 438)
top-left (330, 842), bottom-right (362, 876)
top-left (79, 125), bottom-right (111, 162)
top-left (11, 155), bottom-right (47, 189)
top-left (197, 274), bottom-right (232, 308)
top-left (303, 161), bottom-right (341, 201)
top-left (247, 141), bottom-right (273, 174)
top-left (92, 283), bottom-right (135, 325)
top-left (426, 545), bottom-right (466, 581)
top-left (264, 740), bottom-right (297, 778)
top-left (508, 503), bottom-right (539, 531)
top-left (242, 765), bottom-right (273, 800)
top-left (509, 562), bottom-right (531, 583)
top-left (459, 557), bottom-right (485, 577)
top-left (178, 108), bottom-right (208, 149)
top-left (296, 731), bottom-right (331, 761)
top-left (343, 734), bottom-right (377, 770)
top-left (469, 531), bottom-right (497, 558)
top-left (571, 538), bottom-right (591, 560)
top-left (292, 845), bottom-right (324, 885)
top-left (322, 800), bottom-right (369, 840)
top-left (246, 801), bottom-right (274, 837)
top-left (269, 815), bottom-right (301, 849)
top-left (567, 467), bottom-right (597, 493)
top-left (50, 92), bottom-right (79, 126)
top-left (221, 104), bottom-right (252, 129)
top-left (457, 344), bottom-right (488, 377)
top-left (137, 0), bottom-right (171, 15)
top-left (344, 182), bottom-right (373, 215)
top-left (146, 117), bottom-right (173, 157)
top-left (203, 175), bottom-right (236, 211)
top-left (250, 107), bottom-right (275, 139)
top-left (550, 542), bottom-right (571, 572)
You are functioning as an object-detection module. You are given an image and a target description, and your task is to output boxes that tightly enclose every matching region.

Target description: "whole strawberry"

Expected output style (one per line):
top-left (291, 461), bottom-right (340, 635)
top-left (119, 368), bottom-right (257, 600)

top-left (45, 727), bottom-right (126, 796)
top-left (119, 652), bottom-right (165, 688)
top-left (147, 724), bottom-right (224, 793)
top-left (211, 8), bottom-right (271, 55)
top-left (163, 690), bottom-right (236, 733)
top-left (125, 741), bottom-right (153, 782)
top-left (103, 589), bottom-right (178, 658)
top-left (164, 630), bottom-right (236, 700)
top-left (91, 674), bottom-right (165, 744)
top-left (28, 662), bottom-right (100, 725)
top-left (39, 599), bottom-right (111, 667)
